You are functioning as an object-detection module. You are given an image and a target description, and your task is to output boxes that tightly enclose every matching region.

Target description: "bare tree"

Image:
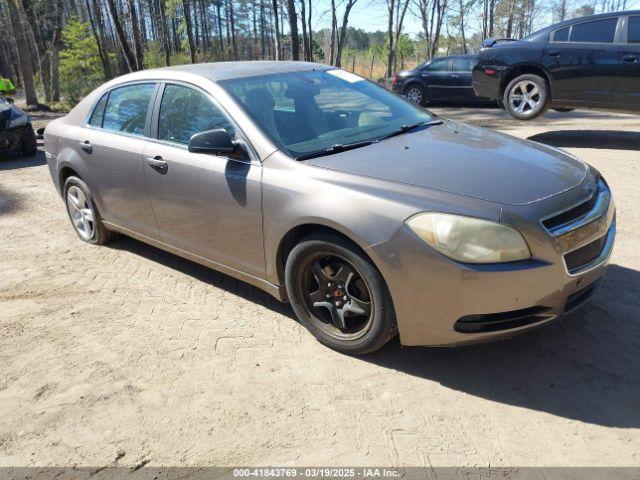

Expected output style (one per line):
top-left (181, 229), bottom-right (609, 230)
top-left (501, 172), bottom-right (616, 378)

top-left (105, 0), bottom-right (138, 71)
top-left (182, 0), bottom-right (197, 62)
top-left (272, 0), bottom-right (281, 59)
top-left (20, 0), bottom-right (51, 102)
top-left (335, 0), bottom-right (358, 67)
top-left (128, 0), bottom-right (145, 69)
top-left (286, 0), bottom-right (299, 60)
top-left (6, 0), bottom-right (38, 107)
top-left (51, 0), bottom-right (65, 101)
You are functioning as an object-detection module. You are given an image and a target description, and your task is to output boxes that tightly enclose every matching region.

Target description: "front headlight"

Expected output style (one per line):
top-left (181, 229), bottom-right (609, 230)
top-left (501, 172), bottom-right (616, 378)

top-left (406, 212), bottom-right (531, 264)
top-left (8, 114), bottom-right (28, 128)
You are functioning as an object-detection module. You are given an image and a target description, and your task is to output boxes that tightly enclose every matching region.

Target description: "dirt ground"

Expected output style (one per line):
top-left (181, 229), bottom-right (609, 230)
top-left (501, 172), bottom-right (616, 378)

top-left (1, 106), bottom-right (639, 468)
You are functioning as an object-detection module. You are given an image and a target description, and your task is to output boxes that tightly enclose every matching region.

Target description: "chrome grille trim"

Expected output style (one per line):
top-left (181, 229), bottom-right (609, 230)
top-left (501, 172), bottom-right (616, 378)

top-left (542, 179), bottom-right (610, 237)
top-left (564, 219), bottom-right (615, 276)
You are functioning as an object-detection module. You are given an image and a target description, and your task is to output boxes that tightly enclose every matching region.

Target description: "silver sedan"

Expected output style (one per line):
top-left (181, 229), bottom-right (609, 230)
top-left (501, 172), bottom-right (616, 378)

top-left (44, 62), bottom-right (615, 354)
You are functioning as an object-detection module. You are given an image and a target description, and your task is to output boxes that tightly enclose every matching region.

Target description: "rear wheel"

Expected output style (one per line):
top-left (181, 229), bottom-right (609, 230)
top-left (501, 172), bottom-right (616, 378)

top-left (405, 84), bottom-right (426, 105)
top-left (20, 124), bottom-right (37, 157)
top-left (503, 74), bottom-right (549, 120)
top-left (285, 235), bottom-right (397, 355)
top-left (64, 176), bottom-right (113, 245)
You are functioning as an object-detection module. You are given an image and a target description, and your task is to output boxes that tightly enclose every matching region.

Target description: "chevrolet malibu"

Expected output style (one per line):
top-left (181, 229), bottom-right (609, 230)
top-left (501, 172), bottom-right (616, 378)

top-left (44, 62), bottom-right (616, 355)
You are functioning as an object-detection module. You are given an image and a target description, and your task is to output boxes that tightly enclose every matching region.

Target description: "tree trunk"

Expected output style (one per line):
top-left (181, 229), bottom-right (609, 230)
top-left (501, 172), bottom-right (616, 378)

top-left (215, 0), bottom-right (224, 51)
top-left (307, 0), bottom-right (313, 60)
top-left (329, 0), bottom-right (337, 65)
top-left (335, 0), bottom-right (357, 68)
top-left (50, 0), bottom-right (64, 102)
top-left (6, 0), bottom-right (38, 107)
top-left (386, 0), bottom-right (394, 78)
top-left (157, 0), bottom-right (171, 66)
top-left (89, 0), bottom-right (112, 78)
top-left (20, 0), bottom-right (51, 103)
top-left (272, 0), bottom-right (281, 60)
top-left (286, 0), bottom-right (299, 60)
top-left (228, 0), bottom-right (238, 60)
top-left (128, 0), bottom-right (144, 69)
top-left (105, 0), bottom-right (138, 71)
top-left (182, 0), bottom-right (197, 62)
top-left (299, 0), bottom-right (309, 61)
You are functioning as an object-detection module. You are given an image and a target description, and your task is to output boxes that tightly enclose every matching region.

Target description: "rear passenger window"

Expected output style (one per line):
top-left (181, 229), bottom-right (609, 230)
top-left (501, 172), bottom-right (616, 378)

top-left (569, 18), bottom-right (618, 43)
top-left (102, 83), bottom-right (155, 136)
top-left (158, 84), bottom-right (235, 145)
top-left (553, 26), bottom-right (570, 42)
top-left (629, 16), bottom-right (640, 43)
top-left (88, 94), bottom-right (107, 127)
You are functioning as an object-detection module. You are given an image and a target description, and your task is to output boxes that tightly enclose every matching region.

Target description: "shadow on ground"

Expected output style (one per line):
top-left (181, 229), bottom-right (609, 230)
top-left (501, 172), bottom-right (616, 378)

top-left (108, 236), bottom-right (294, 320)
top-left (367, 264), bottom-right (640, 428)
top-left (528, 130), bottom-right (640, 151)
top-left (109, 230), bottom-right (640, 428)
top-left (0, 149), bottom-right (46, 170)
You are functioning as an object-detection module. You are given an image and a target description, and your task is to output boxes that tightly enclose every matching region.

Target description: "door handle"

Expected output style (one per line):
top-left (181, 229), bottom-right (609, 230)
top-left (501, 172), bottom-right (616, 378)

top-left (449, 74), bottom-right (460, 78)
top-left (79, 140), bottom-right (93, 153)
top-left (145, 156), bottom-right (168, 174)
top-left (548, 51), bottom-right (561, 57)
top-left (623, 55), bottom-right (638, 62)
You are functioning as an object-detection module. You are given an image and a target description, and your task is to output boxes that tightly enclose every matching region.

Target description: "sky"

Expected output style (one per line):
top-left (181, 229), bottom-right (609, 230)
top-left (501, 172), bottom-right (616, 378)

top-left (306, 0), bottom-right (640, 38)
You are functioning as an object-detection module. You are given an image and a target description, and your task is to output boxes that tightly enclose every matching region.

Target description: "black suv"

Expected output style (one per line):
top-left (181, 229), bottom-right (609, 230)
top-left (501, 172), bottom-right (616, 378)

top-left (473, 11), bottom-right (640, 119)
top-left (392, 55), bottom-right (491, 105)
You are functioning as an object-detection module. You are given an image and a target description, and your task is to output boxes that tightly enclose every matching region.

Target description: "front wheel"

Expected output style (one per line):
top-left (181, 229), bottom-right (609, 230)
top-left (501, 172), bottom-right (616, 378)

top-left (503, 74), bottom-right (549, 120)
top-left (285, 235), bottom-right (397, 355)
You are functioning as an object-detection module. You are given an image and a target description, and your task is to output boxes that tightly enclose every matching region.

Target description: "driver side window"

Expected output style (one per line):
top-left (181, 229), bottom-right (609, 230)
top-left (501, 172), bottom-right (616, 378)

top-left (158, 84), bottom-right (235, 145)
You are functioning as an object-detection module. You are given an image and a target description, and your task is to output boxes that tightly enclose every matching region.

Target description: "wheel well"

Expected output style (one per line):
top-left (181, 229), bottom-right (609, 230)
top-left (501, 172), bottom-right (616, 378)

top-left (276, 224), bottom-right (370, 286)
top-left (403, 81), bottom-right (423, 94)
top-left (59, 166), bottom-right (80, 190)
top-left (501, 65), bottom-right (551, 98)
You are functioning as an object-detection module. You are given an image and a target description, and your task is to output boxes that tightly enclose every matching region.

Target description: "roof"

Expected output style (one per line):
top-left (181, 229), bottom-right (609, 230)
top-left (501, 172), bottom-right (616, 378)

top-left (152, 61), bottom-right (330, 82)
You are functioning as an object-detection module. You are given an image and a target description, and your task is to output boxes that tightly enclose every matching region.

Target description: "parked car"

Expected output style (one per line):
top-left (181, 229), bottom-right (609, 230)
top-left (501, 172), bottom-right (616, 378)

top-left (392, 55), bottom-right (492, 105)
top-left (45, 62), bottom-right (615, 355)
top-left (0, 96), bottom-right (37, 157)
top-left (473, 11), bottom-right (640, 119)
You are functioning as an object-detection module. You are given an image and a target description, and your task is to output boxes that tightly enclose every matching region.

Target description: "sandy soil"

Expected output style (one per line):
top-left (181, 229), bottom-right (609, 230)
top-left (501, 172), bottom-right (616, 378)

top-left (0, 106), bottom-right (639, 467)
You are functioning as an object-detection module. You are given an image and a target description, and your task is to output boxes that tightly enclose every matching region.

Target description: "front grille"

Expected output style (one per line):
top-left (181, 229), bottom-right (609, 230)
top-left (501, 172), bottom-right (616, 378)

top-left (564, 234), bottom-right (607, 273)
top-left (454, 306), bottom-right (552, 333)
top-left (543, 193), bottom-right (598, 231)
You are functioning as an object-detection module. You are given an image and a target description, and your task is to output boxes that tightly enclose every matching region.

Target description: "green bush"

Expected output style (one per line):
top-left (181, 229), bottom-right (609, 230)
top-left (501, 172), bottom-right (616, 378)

top-left (59, 18), bottom-right (110, 104)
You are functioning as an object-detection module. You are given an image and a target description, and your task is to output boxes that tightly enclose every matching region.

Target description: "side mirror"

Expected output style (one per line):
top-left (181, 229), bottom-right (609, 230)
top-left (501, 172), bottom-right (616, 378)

top-left (188, 129), bottom-right (237, 155)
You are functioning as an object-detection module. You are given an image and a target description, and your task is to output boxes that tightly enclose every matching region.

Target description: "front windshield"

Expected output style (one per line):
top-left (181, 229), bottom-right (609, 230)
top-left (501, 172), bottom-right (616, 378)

top-left (220, 69), bottom-right (434, 158)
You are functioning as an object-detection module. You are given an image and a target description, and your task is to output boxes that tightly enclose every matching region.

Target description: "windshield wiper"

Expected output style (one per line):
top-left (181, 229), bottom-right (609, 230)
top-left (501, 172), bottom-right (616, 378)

top-left (378, 119), bottom-right (443, 141)
top-left (295, 140), bottom-right (377, 161)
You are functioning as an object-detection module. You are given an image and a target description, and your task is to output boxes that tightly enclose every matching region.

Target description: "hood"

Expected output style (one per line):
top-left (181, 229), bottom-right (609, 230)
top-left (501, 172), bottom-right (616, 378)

top-left (306, 121), bottom-right (588, 206)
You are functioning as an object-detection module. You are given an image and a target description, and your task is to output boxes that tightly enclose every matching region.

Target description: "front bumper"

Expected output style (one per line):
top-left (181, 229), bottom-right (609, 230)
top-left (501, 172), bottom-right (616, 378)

top-left (0, 126), bottom-right (25, 153)
top-left (370, 177), bottom-right (616, 347)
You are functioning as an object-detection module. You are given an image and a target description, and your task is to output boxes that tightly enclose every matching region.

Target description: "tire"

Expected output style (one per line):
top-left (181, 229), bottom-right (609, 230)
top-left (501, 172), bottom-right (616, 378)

top-left (405, 84), bottom-right (426, 106)
top-left (20, 124), bottom-right (37, 157)
top-left (553, 107), bottom-right (575, 113)
top-left (285, 234), bottom-right (397, 355)
top-left (503, 74), bottom-right (549, 120)
top-left (63, 176), bottom-right (113, 245)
